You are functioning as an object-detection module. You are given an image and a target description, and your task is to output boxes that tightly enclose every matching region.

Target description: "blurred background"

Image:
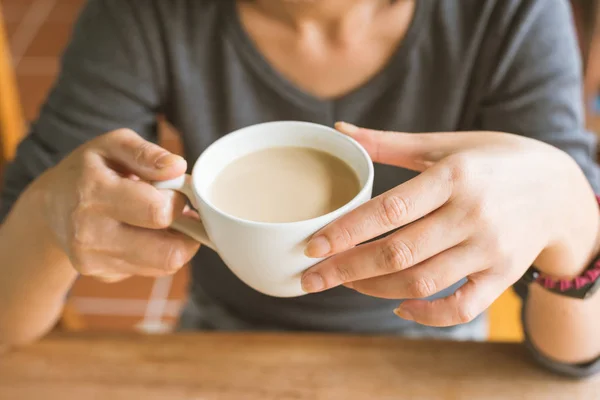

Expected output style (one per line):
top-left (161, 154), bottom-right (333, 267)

top-left (0, 0), bottom-right (599, 339)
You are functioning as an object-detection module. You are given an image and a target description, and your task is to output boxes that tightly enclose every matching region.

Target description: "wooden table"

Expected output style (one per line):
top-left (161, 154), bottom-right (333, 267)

top-left (1, 333), bottom-right (599, 400)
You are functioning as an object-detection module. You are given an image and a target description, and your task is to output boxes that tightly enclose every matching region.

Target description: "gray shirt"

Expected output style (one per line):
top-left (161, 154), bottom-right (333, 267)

top-left (2, 0), bottom-right (599, 376)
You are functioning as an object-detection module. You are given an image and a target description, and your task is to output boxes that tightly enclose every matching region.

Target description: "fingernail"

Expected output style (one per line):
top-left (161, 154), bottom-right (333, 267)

top-left (335, 121), bottom-right (360, 135)
top-left (393, 306), bottom-right (414, 320)
top-left (302, 272), bottom-right (325, 293)
top-left (305, 235), bottom-right (331, 258)
top-left (155, 153), bottom-right (184, 169)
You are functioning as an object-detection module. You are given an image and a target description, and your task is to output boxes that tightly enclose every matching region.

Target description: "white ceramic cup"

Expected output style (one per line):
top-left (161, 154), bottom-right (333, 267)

top-left (154, 121), bottom-right (374, 297)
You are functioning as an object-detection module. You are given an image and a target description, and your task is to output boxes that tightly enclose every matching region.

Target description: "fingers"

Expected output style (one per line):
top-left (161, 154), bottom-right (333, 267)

top-left (393, 274), bottom-right (505, 327)
top-left (108, 224), bottom-right (200, 272)
top-left (81, 131), bottom-right (189, 229)
top-left (305, 165), bottom-right (453, 258)
top-left (335, 122), bottom-right (445, 171)
top-left (95, 254), bottom-right (186, 279)
top-left (349, 243), bottom-right (486, 299)
top-left (59, 129), bottom-right (197, 282)
top-left (301, 206), bottom-right (468, 293)
top-left (334, 122), bottom-right (492, 171)
top-left (95, 129), bottom-right (187, 181)
top-left (103, 178), bottom-right (188, 229)
top-left (71, 222), bottom-right (200, 278)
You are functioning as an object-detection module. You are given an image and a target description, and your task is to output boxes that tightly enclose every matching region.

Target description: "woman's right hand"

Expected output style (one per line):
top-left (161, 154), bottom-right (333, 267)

top-left (32, 129), bottom-right (200, 282)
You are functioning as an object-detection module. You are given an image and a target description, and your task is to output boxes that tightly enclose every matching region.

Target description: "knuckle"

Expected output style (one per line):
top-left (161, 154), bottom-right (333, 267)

top-left (325, 224), bottom-right (357, 252)
top-left (70, 248), bottom-right (97, 277)
top-left (116, 128), bottom-right (137, 137)
top-left (76, 160), bottom-right (108, 206)
top-left (69, 211), bottom-right (94, 248)
top-left (468, 202), bottom-right (492, 227)
top-left (74, 258), bottom-right (96, 276)
top-left (323, 218), bottom-right (368, 251)
top-left (147, 196), bottom-right (171, 228)
top-left (164, 245), bottom-right (187, 273)
top-left (82, 164), bottom-right (105, 185)
top-left (134, 140), bottom-right (163, 167)
top-left (79, 148), bottom-right (99, 168)
top-left (74, 182), bottom-right (97, 211)
top-left (407, 277), bottom-right (437, 299)
top-left (105, 128), bottom-right (136, 142)
top-left (79, 148), bottom-right (105, 175)
top-left (379, 194), bottom-right (411, 227)
top-left (378, 239), bottom-right (415, 272)
top-left (447, 154), bottom-right (472, 183)
top-left (333, 263), bottom-right (354, 283)
top-left (334, 225), bottom-right (356, 249)
top-left (489, 236), bottom-right (513, 266)
top-left (484, 232), bottom-right (502, 254)
top-left (134, 141), bottom-right (153, 165)
top-left (456, 303), bottom-right (476, 324)
top-left (96, 275), bottom-right (125, 284)
top-left (78, 157), bottom-right (101, 180)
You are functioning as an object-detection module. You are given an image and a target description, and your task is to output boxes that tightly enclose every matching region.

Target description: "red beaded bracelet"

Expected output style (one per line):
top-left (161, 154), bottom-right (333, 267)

top-left (520, 195), bottom-right (600, 299)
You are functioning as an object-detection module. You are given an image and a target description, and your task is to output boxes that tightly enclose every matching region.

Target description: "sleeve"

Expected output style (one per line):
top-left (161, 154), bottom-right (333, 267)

top-left (478, 0), bottom-right (599, 193)
top-left (0, 0), bottom-right (166, 223)
top-left (477, 0), bottom-right (600, 377)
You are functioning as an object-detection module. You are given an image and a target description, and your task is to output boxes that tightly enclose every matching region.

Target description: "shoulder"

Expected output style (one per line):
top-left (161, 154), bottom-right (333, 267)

top-left (422, 0), bottom-right (578, 80)
top-left (78, 0), bottom-right (222, 33)
top-left (425, 0), bottom-right (574, 43)
top-left (70, 0), bottom-right (224, 65)
top-left (429, 0), bottom-right (572, 23)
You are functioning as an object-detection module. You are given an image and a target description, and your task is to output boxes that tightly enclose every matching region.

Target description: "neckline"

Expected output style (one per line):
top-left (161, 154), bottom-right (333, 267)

top-left (223, 0), bottom-right (429, 111)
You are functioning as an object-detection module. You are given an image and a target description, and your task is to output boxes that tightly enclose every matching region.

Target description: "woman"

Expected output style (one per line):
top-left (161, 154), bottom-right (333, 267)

top-left (1, 0), bottom-right (599, 377)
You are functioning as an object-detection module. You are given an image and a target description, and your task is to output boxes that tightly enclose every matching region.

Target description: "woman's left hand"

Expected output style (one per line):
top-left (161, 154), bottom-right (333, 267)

top-left (301, 122), bottom-right (599, 327)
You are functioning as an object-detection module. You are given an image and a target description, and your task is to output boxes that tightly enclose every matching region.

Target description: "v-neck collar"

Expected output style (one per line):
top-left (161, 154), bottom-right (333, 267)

top-left (222, 0), bottom-right (430, 112)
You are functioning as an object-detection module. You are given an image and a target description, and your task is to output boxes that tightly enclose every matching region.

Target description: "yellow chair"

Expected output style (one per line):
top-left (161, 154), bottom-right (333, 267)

top-left (0, 4), bottom-right (24, 165)
top-left (489, 291), bottom-right (523, 342)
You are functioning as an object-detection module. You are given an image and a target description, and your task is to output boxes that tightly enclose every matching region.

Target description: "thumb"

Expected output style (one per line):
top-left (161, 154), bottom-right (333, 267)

top-left (335, 122), bottom-right (460, 172)
top-left (96, 129), bottom-right (187, 181)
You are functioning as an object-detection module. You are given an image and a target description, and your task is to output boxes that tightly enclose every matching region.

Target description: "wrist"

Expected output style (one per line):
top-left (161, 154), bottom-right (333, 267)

top-left (537, 191), bottom-right (600, 278)
top-left (5, 179), bottom-right (69, 264)
top-left (533, 152), bottom-right (600, 277)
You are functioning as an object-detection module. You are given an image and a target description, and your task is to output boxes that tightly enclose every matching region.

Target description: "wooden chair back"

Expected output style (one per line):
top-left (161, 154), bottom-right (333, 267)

top-left (0, 4), bottom-right (25, 167)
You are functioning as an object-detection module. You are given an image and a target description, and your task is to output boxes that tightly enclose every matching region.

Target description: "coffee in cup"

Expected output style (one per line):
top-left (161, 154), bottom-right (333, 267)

top-left (209, 147), bottom-right (361, 223)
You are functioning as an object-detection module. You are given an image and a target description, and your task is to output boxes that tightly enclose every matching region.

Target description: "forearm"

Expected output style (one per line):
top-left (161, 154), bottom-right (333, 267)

top-left (0, 186), bottom-right (77, 347)
top-left (526, 185), bottom-right (600, 365)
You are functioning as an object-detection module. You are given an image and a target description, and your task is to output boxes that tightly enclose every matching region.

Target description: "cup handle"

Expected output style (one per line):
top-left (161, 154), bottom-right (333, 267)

top-left (153, 175), bottom-right (215, 250)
